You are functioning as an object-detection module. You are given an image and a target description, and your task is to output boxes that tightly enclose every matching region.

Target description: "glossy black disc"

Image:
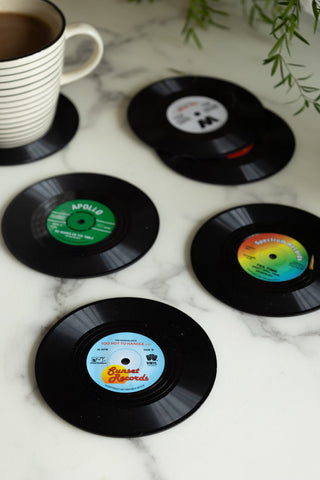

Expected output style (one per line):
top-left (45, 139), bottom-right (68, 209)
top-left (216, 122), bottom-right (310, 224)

top-left (35, 297), bottom-right (217, 437)
top-left (0, 95), bottom-right (79, 165)
top-left (2, 173), bottom-right (159, 277)
top-left (156, 109), bottom-right (294, 184)
top-left (191, 204), bottom-right (320, 316)
top-left (128, 76), bottom-right (295, 184)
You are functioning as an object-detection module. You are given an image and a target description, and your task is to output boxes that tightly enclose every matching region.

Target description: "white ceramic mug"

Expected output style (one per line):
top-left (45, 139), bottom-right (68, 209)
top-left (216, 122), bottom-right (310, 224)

top-left (0, 0), bottom-right (104, 148)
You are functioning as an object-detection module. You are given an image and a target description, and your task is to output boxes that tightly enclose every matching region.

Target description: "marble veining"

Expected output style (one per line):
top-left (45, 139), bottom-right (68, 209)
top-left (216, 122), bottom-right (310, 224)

top-left (129, 438), bottom-right (166, 480)
top-left (1, 1), bottom-right (320, 479)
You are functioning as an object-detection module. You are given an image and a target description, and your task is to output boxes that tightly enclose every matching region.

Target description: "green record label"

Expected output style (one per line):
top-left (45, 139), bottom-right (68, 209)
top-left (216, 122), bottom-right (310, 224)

top-left (46, 199), bottom-right (116, 246)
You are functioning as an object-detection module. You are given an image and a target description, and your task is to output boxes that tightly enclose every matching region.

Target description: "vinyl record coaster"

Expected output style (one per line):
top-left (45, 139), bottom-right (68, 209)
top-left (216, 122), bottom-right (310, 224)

top-left (0, 95), bottom-right (79, 165)
top-left (35, 297), bottom-right (217, 437)
top-left (128, 76), bottom-right (295, 184)
top-left (191, 204), bottom-right (320, 317)
top-left (1, 173), bottom-right (159, 277)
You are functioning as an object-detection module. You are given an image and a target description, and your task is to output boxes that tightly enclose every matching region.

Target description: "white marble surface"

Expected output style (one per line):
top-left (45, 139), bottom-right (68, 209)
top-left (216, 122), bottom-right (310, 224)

top-left (1, 0), bottom-right (320, 478)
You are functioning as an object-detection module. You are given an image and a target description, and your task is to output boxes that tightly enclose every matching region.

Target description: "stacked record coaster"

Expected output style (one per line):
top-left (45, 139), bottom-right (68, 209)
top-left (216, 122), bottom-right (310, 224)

top-left (1, 173), bottom-right (159, 277)
top-left (128, 76), bottom-right (295, 184)
top-left (35, 297), bottom-right (217, 437)
top-left (0, 95), bottom-right (79, 165)
top-left (191, 203), bottom-right (320, 317)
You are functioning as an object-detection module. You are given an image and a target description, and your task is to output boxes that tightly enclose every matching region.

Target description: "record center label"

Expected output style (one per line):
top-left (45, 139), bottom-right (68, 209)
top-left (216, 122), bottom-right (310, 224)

top-left (46, 199), bottom-right (116, 246)
top-left (237, 233), bottom-right (309, 282)
top-left (86, 332), bottom-right (165, 393)
top-left (166, 95), bottom-right (228, 134)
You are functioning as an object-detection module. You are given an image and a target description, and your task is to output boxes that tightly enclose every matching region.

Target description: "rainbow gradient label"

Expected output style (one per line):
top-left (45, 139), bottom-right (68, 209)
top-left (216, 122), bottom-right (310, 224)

top-left (86, 332), bottom-right (165, 393)
top-left (237, 233), bottom-right (309, 282)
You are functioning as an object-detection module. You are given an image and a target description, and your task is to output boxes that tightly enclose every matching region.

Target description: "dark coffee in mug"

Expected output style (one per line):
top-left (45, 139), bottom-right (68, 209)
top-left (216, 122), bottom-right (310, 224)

top-left (0, 12), bottom-right (55, 60)
top-left (0, 0), bottom-right (103, 149)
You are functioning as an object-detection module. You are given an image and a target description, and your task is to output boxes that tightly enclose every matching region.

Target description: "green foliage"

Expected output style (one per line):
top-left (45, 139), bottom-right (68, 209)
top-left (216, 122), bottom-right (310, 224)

top-left (246, 0), bottom-right (320, 114)
top-left (182, 0), bottom-right (229, 48)
top-left (129, 0), bottom-right (320, 114)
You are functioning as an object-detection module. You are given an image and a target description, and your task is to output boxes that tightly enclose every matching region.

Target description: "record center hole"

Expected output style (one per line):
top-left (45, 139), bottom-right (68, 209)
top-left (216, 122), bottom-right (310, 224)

top-left (121, 358), bottom-right (130, 365)
top-left (194, 112), bottom-right (201, 116)
top-left (77, 219), bottom-right (85, 224)
top-left (269, 254), bottom-right (277, 260)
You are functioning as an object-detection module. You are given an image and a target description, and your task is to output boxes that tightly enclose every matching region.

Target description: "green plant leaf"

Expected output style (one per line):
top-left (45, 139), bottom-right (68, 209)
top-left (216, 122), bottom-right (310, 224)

top-left (255, 5), bottom-right (273, 23)
top-left (268, 34), bottom-right (285, 56)
top-left (263, 55), bottom-right (278, 65)
top-left (274, 75), bottom-right (289, 87)
top-left (312, 0), bottom-right (320, 32)
top-left (293, 30), bottom-right (310, 45)
top-left (281, 0), bottom-right (297, 19)
top-left (271, 54), bottom-right (280, 75)
top-left (129, 0), bottom-right (320, 116)
top-left (271, 19), bottom-right (287, 35)
top-left (297, 74), bottom-right (313, 81)
top-left (301, 86), bottom-right (319, 93)
top-left (294, 104), bottom-right (306, 115)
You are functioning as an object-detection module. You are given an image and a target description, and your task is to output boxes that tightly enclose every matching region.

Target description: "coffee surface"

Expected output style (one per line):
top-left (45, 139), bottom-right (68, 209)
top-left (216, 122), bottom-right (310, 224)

top-left (0, 12), bottom-right (56, 60)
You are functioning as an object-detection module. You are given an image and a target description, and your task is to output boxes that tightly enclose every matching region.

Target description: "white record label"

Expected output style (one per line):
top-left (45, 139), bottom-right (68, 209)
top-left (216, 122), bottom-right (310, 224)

top-left (166, 95), bottom-right (228, 134)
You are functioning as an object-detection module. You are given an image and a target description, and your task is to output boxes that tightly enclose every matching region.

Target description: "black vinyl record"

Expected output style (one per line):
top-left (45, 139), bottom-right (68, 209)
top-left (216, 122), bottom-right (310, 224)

top-left (1, 173), bottom-right (159, 278)
top-left (0, 95), bottom-right (79, 166)
top-left (35, 297), bottom-right (217, 437)
top-left (191, 204), bottom-right (320, 317)
top-left (127, 76), bottom-right (295, 184)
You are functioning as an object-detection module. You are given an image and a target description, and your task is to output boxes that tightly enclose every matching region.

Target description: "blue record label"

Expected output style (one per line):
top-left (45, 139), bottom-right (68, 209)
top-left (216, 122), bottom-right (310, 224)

top-left (86, 332), bottom-right (165, 393)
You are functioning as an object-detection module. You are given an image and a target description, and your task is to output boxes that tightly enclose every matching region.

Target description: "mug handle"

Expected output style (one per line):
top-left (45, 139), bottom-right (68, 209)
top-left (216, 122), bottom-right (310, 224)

top-left (60, 23), bottom-right (104, 86)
